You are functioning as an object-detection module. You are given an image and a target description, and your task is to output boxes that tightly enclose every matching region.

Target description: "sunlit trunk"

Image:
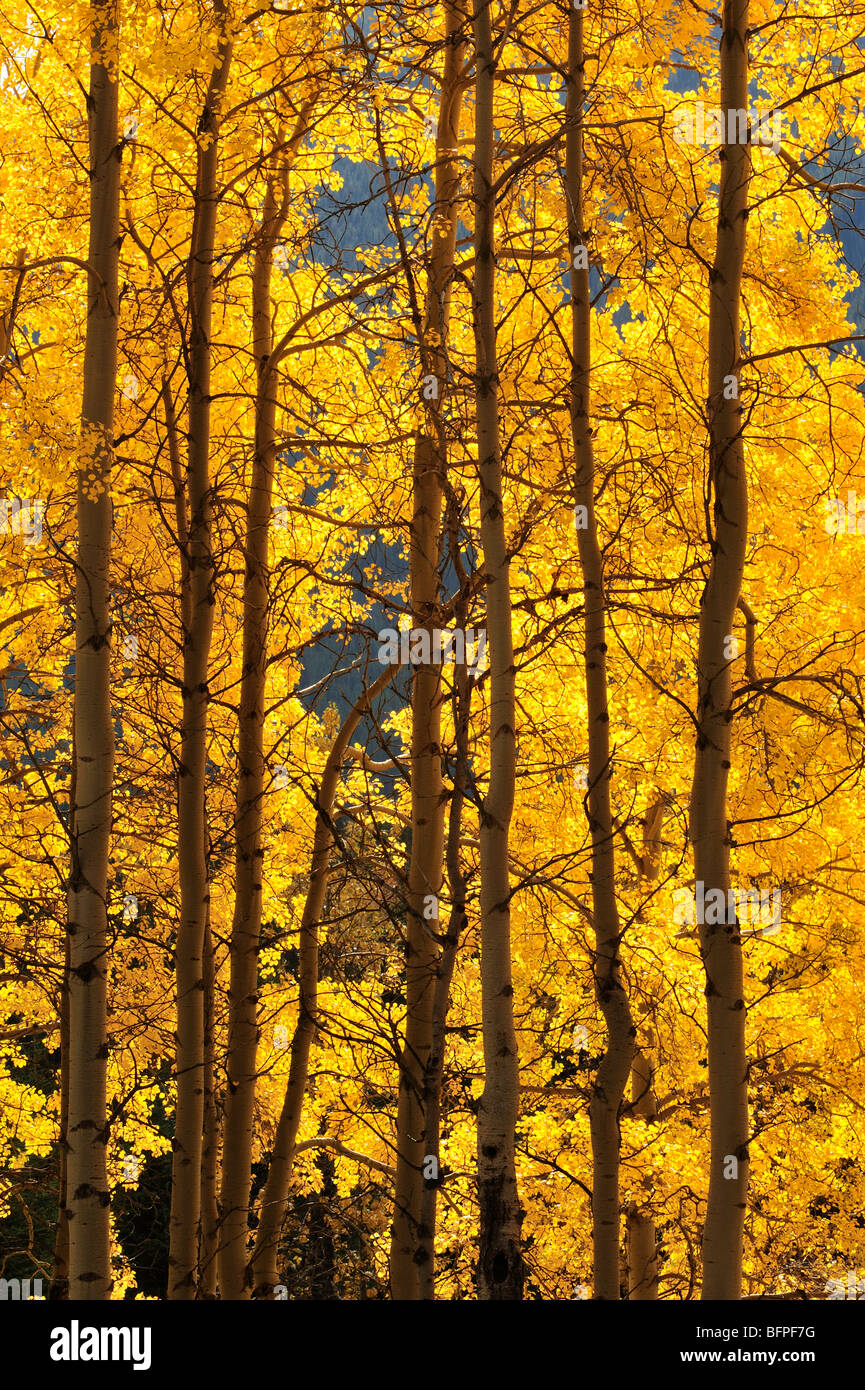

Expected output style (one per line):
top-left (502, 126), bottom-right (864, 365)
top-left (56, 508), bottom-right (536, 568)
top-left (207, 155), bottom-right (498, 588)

top-left (388, 0), bottom-right (467, 1299)
top-left (689, 0), bottom-right (751, 1301)
top-left (168, 25), bottom-right (233, 1299)
top-left (473, 0), bottom-right (523, 1301)
top-left (66, 0), bottom-right (120, 1302)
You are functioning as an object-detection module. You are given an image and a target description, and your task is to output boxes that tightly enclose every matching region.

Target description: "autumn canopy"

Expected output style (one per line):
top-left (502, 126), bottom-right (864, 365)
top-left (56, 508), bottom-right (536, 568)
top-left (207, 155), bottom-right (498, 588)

top-left (0, 0), bottom-right (864, 1307)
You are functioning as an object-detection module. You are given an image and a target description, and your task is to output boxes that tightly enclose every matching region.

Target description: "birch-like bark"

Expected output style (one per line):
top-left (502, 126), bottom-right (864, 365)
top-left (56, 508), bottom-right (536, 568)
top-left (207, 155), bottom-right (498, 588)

top-left (168, 26), bottom-right (233, 1299)
top-left (566, 6), bottom-right (635, 1300)
top-left (473, 0), bottom-right (523, 1301)
top-left (623, 800), bottom-right (666, 1301)
top-left (627, 1204), bottom-right (659, 1300)
top-left (388, 431), bottom-right (444, 1300)
top-left (250, 665), bottom-right (398, 1297)
top-left (690, 0), bottom-right (751, 1301)
top-left (388, 0), bottom-right (467, 1298)
top-left (66, 0), bottom-right (120, 1302)
top-left (165, 379), bottom-right (219, 1299)
top-left (219, 140), bottom-right (295, 1299)
top-left (626, 1045), bottom-right (658, 1299)
top-left (418, 508), bottom-right (471, 1297)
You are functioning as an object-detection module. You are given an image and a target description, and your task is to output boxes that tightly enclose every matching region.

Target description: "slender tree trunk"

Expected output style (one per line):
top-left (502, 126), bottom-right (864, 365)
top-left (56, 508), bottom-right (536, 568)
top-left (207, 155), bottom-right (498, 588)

top-left (165, 377), bottom-right (219, 1299)
top-left (565, 6), bottom-right (635, 1301)
top-left (219, 162), bottom-right (289, 1301)
top-left (418, 511), bottom-right (471, 1297)
top-left (626, 1045), bottom-right (658, 1299)
top-left (218, 108), bottom-right (315, 1299)
top-left (388, 433), bottom-right (444, 1300)
top-left (50, 931), bottom-right (71, 1300)
top-left (388, 1), bottom-right (467, 1298)
top-left (690, 0), bottom-right (751, 1301)
top-left (623, 800), bottom-right (667, 1301)
top-left (66, 0), bottom-right (120, 1302)
top-left (250, 665), bottom-right (397, 1297)
top-left (0, 248), bottom-right (26, 376)
top-left (473, 0), bottom-right (523, 1301)
top-left (168, 28), bottom-right (233, 1299)
top-left (627, 1205), bottom-right (659, 1300)
top-left (199, 914), bottom-right (220, 1298)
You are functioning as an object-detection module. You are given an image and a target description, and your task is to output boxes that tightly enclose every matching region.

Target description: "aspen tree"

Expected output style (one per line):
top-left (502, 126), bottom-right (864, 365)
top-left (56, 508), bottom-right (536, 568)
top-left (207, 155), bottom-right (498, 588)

top-left (251, 665), bottom-right (398, 1297)
top-left (168, 18), bottom-right (234, 1299)
top-left (626, 1047), bottom-right (659, 1300)
top-left (565, 3), bottom-right (635, 1300)
top-left (473, 0), bottom-right (523, 1300)
top-left (199, 913), bottom-right (219, 1298)
top-left (220, 108), bottom-right (314, 1300)
top-left (50, 933), bottom-right (71, 1298)
top-left (624, 798), bottom-right (667, 1301)
top-left (6, 0), bottom-right (865, 1309)
top-left (418, 496), bottom-right (473, 1298)
top-left (65, 0), bottom-right (120, 1302)
top-left (164, 377), bottom-right (220, 1297)
top-left (388, 0), bottom-right (468, 1300)
top-left (688, 0), bottom-right (752, 1300)
top-left (387, 430), bottom-right (445, 1299)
